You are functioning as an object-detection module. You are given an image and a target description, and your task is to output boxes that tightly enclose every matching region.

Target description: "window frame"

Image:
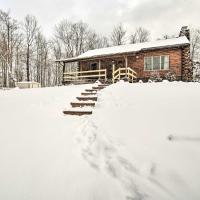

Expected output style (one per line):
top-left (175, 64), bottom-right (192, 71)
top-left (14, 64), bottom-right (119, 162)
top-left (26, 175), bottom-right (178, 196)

top-left (144, 55), bottom-right (169, 71)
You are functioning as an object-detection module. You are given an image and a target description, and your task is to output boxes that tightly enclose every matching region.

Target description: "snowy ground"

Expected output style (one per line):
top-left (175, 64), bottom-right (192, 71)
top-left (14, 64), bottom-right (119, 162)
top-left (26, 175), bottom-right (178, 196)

top-left (0, 82), bottom-right (200, 200)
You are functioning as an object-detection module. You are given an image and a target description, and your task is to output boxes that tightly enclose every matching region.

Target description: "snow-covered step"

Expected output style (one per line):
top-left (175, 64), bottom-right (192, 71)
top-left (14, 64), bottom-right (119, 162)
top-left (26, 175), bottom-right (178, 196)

top-left (98, 84), bottom-right (109, 87)
top-left (85, 89), bottom-right (98, 92)
top-left (76, 96), bottom-right (98, 101)
top-left (63, 107), bottom-right (93, 116)
top-left (81, 92), bottom-right (97, 96)
top-left (92, 86), bottom-right (105, 90)
top-left (63, 110), bottom-right (92, 116)
top-left (70, 102), bottom-right (95, 107)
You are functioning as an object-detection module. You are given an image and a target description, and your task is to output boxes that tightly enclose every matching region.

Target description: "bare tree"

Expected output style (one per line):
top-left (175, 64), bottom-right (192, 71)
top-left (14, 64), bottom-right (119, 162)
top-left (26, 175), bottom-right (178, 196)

top-left (23, 15), bottom-right (38, 81)
top-left (0, 10), bottom-right (10, 87)
top-left (55, 20), bottom-right (88, 57)
top-left (85, 31), bottom-right (109, 50)
top-left (130, 27), bottom-right (150, 44)
top-left (72, 22), bottom-right (88, 56)
top-left (34, 31), bottom-right (51, 87)
top-left (0, 9), bottom-right (19, 87)
top-left (50, 39), bottom-right (62, 85)
top-left (190, 28), bottom-right (200, 62)
top-left (13, 31), bottom-right (24, 82)
top-left (110, 23), bottom-right (126, 46)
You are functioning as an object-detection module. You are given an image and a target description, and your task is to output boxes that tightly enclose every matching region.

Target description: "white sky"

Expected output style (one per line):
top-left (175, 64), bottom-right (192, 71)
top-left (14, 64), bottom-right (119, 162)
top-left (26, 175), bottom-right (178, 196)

top-left (1, 0), bottom-right (200, 40)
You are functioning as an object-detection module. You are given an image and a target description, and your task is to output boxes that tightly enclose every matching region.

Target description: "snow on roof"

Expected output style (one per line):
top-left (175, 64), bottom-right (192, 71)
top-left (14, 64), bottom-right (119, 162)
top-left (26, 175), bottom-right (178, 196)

top-left (57, 36), bottom-right (189, 62)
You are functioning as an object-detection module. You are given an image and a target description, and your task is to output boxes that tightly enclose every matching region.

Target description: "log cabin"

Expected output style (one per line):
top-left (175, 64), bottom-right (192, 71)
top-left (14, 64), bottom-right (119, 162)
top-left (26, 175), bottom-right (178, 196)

top-left (56, 26), bottom-right (192, 84)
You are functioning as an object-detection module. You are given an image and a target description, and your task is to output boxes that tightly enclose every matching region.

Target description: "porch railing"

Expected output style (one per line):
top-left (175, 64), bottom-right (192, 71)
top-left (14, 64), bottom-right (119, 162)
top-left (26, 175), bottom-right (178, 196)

top-left (113, 67), bottom-right (137, 83)
top-left (63, 69), bottom-right (107, 83)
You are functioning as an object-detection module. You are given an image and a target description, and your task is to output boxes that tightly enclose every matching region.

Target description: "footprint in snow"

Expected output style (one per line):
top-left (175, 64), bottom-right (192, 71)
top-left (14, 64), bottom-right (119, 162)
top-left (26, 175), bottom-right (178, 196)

top-left (75, 118), bottom-right (175, 200)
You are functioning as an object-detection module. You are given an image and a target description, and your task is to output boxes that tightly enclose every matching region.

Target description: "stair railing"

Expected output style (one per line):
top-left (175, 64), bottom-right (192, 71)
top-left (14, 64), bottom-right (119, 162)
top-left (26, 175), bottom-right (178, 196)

top-left (112, 67), bottom-right (137, 83)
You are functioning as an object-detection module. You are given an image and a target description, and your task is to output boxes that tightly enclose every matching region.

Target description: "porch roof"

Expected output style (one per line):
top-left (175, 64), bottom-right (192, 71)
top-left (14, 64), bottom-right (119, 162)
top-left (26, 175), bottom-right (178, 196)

top-left (56, 36), bottom-right (189, 63)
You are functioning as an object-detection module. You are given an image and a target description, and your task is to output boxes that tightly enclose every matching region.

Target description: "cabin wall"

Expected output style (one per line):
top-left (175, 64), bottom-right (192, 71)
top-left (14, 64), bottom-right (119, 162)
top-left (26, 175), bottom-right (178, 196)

top-left (79, 47), bottom-right (185, 81)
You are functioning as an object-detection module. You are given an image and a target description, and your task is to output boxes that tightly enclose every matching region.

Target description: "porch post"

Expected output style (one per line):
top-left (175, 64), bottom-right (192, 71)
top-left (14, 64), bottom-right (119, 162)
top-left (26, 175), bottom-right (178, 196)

top-left (70, 63), bottom-right (72, 81)
top-left (112, 61), bottom-right (115, 83)
top-left (98, 59), bottom-right (101, 80)
top-left (125, 56), bottom-right (128, 79)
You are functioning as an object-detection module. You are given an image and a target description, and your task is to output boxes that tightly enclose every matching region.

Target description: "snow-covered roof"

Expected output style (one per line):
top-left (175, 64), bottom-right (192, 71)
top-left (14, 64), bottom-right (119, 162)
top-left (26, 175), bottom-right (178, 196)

top-left (57, 36), bottom-right (189, 63)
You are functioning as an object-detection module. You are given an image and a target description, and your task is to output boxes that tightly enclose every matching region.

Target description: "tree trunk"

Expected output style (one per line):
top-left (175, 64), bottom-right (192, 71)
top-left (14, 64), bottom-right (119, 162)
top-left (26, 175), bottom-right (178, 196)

top-left (26, 45), bottom-right (30, 81)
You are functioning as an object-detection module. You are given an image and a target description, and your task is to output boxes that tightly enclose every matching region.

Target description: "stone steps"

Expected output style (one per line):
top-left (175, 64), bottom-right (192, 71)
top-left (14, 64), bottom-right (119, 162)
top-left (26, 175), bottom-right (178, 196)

top-left (63, 84), bottom-right (109, 116)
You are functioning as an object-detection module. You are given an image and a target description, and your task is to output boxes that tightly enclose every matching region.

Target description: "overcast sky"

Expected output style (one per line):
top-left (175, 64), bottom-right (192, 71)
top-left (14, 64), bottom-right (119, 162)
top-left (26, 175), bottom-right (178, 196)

top-left (1, 0), bottom-right (200, 40)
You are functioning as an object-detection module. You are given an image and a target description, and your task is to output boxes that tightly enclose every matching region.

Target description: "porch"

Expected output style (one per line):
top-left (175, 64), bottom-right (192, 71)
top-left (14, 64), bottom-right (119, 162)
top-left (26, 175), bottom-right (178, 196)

top-left (60, 56), bottom-right (137, 84)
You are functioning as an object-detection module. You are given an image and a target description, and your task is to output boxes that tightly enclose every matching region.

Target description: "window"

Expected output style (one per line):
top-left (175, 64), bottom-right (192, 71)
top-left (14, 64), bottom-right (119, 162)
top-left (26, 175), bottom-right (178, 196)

top-left (161, 56), bottom-right (169, 70)
top-left (144, 57), bottom-right (152, 70)
top-left (90, 62), bottom-right (97, 70)
top-left (144, 55), bottom-right (169, 71)
top-left (153, 56), bottom-right (160, 70)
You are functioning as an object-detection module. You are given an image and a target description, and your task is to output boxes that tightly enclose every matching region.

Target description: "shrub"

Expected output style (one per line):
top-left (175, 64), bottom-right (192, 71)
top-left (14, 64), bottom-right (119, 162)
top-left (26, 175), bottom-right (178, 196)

top-left (149, 71), bottom-right (162, 82)
top-left (165, 71), bottom-right (176, 81)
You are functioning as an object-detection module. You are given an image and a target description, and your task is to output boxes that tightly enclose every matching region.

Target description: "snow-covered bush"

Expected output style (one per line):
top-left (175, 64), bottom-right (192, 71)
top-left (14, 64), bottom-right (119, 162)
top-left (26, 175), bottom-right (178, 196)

top-left (164, 71), bottom-right (176, 82)
top-left (193, 62), bottom-right (200, 82)
top-left (149, 71), bottom-right (162, 82)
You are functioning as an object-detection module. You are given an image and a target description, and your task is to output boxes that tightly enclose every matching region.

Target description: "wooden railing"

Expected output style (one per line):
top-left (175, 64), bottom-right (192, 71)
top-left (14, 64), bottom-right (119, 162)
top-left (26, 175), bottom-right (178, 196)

top-left (113, 67), bottom-right (137, 83)
top-left (63, 69), bottom-right (107, 83)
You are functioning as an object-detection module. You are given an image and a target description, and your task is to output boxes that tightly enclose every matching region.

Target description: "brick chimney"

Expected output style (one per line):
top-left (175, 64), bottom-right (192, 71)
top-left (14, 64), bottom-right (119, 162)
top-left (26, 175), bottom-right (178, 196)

top-left (179, 26), bottom-right (190, 40)
top-left (179, 26), bottom-right (192, 81)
